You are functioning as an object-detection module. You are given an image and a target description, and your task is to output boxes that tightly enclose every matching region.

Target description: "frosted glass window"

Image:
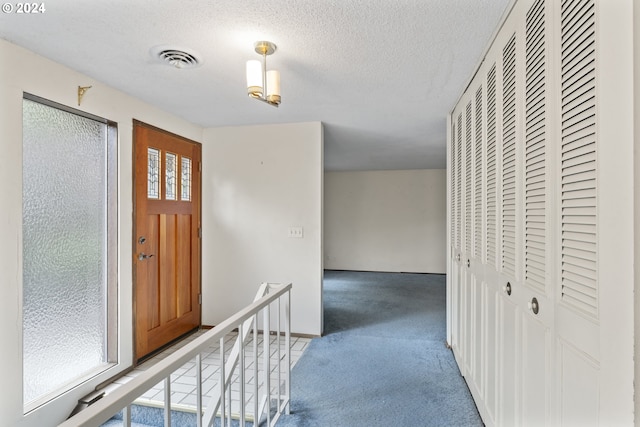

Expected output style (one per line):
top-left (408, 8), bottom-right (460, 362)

top-left (166, 152), bottom-right (177, 200)
top-left (22, 95), bottom-right (117, 409)
top-left (147, 148), bottom-right (160, 199)
top-left (181, 156), bottom-right (192, 201)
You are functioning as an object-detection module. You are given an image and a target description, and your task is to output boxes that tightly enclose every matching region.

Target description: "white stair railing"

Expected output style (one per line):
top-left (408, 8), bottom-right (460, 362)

top-left (203, 282), bottom-right (291, 427)
top-left (58, 282), bottom-right (292, 427)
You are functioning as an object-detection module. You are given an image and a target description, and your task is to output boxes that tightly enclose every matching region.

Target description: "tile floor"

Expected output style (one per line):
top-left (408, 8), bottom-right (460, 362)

top-left (102, 329), bottom-right (310, 419)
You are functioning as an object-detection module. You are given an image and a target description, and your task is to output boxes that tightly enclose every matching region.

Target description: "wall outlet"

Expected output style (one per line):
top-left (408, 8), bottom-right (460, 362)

top-left (288, 227), bottom-right (304, 238)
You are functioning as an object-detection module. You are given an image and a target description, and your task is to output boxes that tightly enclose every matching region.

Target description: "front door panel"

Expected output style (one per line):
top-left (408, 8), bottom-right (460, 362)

top-left (133, 121), bottom-right (202, 360)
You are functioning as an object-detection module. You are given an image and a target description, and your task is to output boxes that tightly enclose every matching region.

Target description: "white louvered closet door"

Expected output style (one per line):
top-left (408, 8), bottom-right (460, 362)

top-left (462, 100), bottom-right (474, 377)
top-left (496, 29), bottom-right (519, 427)
top-left (461, 93), bottom-right (484, 403)
top-left (467, 84), bottom-right (485, 405)
top-left (450, 112), bottom-right (465, 369)
top-left (449, 116), bottom-right (460, 362)
top-left (519, 0), bottom-right (553, 424)
top-left (554, 0), bottom-right (601, 423)
top-left (483, 62), bottom-right (499, 426)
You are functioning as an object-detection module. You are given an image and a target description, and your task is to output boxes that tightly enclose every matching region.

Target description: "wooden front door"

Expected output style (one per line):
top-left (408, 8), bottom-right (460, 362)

top-left (133, 121), bottom-right (201, 361)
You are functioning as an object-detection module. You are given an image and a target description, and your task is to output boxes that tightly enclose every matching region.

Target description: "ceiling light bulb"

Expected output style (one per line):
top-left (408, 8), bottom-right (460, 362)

top-left (246, 59), bottom-right (263, 98)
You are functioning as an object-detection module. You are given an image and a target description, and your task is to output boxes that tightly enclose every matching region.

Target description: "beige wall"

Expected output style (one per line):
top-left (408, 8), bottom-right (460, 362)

top-left (324, 169), bottom-right (446, 274)
top-left (202, 122), bottom-right (324, 336)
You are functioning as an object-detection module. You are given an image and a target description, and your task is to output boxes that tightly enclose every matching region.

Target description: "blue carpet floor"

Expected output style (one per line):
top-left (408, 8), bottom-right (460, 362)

top-left (275, 270), bottom-right (482, 427)
top-left (103, 405), bottom-right (251, 427)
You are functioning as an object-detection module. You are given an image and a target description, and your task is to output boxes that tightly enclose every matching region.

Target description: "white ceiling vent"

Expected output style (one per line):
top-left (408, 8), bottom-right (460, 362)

top-left (150, 45), bottom-right (202, 69)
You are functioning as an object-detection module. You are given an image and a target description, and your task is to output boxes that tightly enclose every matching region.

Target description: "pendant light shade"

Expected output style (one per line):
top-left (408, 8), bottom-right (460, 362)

top-left (246, 59), bottom-right (263, 98)
top-left (266, 70), bottom-right (281, 105)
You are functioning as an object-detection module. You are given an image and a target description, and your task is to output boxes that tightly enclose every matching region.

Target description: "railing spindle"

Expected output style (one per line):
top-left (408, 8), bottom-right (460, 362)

top-left (264, 303), bottom-right (271, 426)
top-left (285, 290), bottom-right (291, 414)
top-left (196, 353), bottom-right (203, 427)
top-left (253, 313), bottom-right (259, 425)
top-left (123, 405), bottom-right (130, 427)
top-left (239, 322), bottom-right (246, 427)
top-left (164, 376), bottom-right (171, 427)
top-left (277, 296), bottom-right (282, 413)
top-left (226, 337), bottom-right (232, 427)
top-left (220, 336), bottom-right (226, 427)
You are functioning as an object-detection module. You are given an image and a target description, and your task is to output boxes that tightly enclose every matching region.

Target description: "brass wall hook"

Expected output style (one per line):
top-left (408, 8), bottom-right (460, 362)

top-left (78, 85), bottom-right (92, 106)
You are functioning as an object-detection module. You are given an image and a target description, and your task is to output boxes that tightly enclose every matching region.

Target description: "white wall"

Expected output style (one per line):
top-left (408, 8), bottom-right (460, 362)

top-left (324, 169), bottom-right (446, 274)
top-left (0, 39), bottom-right (204, 427)
top-left (202, 122), bottom-right (324, 336)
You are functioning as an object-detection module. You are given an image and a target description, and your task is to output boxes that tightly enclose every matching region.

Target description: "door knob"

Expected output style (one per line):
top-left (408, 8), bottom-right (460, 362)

top-left (467, 259), bottom-right (470, 268)
top-left (502, 282), bottom-right (512, 296)
top-left (138, 253), bottom-right (154, 261)
top-left (528, 297), bottom-right (540, 315)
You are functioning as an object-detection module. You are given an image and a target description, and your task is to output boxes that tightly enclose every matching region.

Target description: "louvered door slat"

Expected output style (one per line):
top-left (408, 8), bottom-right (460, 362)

top-left (562, 167), bottom-right (596, 183)
top-left (527, 180), bottom-right (545, 193)
top-left (562, 31), bottom-right (595, 68)
top-left (562, 179), bottom-right (596, 194)
top-left (560, 0), bottom-right (598, 316)
top-left (456, 113), bottom-right (463, 249)
top-left (563, 246), bottom-right (597, 262)
top-left (563, 260), bottom-right (596, 281)
top-left (527, 240), bottom-right (545, 252)
top-left (563, 240), bottom-right (597, 255)
top-left (561, 1), bottom-right (593, 39)
top-left (474, 86), bottom-right (483, 260)
top-left (563, 222), bottom-right (596, 234)
top-left (562, 217), bottom-right (596, 227)
top-left (562, 48), bottom-right (594, 83)
top-left (486, 64), bottom-right (498, 267)
top-left (465, 102), bottom-right (473, 255)
top-left (563, 87), bottom-right (595, 116)
top-left (524, 0), bottom-right (547, 292)
top-left (564, 140), bottom-right (595, 157)
top-left (562, 105), bottom-right (595, 131)
top-left (562, 197), bottom-right (594, 209)
top-left (561, 128), bottom-right (595, 150)
top-left (562, 13), bottom-right (595, 56)
top-left (527, 150), bottom-right (545, 164)
top-left (501, 33), bottom-right (517, 277)
top-left (451, 121), bottom-right (456, 248)
top-left (527, 105), bottom-right (545, 126)
top-left (562, 69), bottom-right (595, 101)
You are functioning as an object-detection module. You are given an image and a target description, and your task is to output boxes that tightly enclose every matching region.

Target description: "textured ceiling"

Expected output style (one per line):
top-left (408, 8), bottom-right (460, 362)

top-left (0, 0), bottom-right (511, 170)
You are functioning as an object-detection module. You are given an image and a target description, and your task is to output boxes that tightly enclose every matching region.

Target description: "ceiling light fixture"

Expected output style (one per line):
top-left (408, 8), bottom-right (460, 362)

top-left (246, 41), bottom-right (281, 107)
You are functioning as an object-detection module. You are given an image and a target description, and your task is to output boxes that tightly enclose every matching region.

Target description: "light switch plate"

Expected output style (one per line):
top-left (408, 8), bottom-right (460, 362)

top-left (288, 227), bottom-right (303, 238)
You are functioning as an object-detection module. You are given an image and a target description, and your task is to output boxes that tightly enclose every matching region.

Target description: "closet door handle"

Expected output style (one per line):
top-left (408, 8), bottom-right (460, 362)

top-left (502, 282), bottom-right (512, 296)
top-left (528, 297), bottom-right (540, 315)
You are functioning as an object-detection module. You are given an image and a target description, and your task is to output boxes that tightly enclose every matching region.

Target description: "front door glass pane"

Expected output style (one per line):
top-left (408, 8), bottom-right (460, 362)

top-left (148, 148), bottom-right (160, 199)
top-left (166, 152), bottom-right (177, 200)
top-left (181, 156), bottom-right (191, 201)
